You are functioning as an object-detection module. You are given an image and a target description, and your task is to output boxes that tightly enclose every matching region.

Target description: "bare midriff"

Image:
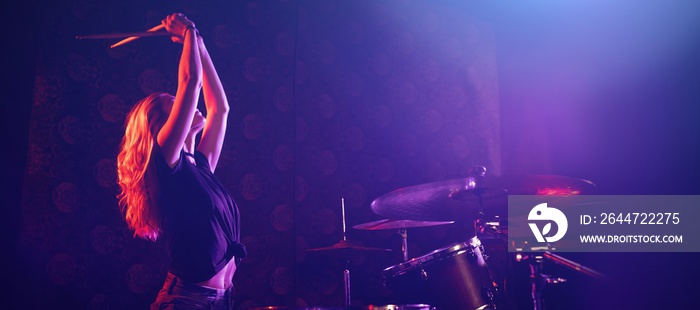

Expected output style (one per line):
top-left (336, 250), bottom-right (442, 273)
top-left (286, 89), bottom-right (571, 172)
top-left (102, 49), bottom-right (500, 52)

top-left (194, 258), bottom-right (237, 290)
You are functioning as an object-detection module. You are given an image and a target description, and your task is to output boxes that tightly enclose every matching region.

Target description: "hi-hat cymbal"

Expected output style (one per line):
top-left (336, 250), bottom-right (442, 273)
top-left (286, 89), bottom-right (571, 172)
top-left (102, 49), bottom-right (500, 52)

top-left (370, 175), bottom-right (595, 222)
top-left (305, 239), bottom-right (392, 252)
top-left (353, 218), bottom-right (455, 230)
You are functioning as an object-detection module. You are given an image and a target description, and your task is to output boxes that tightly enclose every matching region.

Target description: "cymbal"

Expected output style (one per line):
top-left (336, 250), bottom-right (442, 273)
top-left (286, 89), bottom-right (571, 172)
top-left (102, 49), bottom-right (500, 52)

top-left (371, 175), bottom-right (595, 221)
top-left (370, 178), bottom-right (506, 222)
top-left (353, 218), bottom-right (454, 230)
top-left (480, 174), bottom-right (596, 196)
top-left (305, 239), bottom-right (392, 252)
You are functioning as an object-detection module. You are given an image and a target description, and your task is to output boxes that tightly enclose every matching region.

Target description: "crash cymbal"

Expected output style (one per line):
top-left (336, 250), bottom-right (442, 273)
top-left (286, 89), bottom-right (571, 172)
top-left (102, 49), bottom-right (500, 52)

top-left (305, 239), bottom-right (392, 252)
top-left (481, 174), bottom-right (596, 196)
top-left (353, 218), bottom-right (455, 230)
top-left (371, 174), bottom-right (595, 222)
top-left (370, 178), bottom-right (507, 222)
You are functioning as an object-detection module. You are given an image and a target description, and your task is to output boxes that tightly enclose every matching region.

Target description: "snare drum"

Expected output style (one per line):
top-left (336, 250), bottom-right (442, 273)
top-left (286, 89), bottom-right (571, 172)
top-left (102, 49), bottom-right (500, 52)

top-left (382, 237), bottom-right (496, 310)
top-left (365, 304), bottom-right (434, 310)
top-left (250, 307), bottom-right (345, 310)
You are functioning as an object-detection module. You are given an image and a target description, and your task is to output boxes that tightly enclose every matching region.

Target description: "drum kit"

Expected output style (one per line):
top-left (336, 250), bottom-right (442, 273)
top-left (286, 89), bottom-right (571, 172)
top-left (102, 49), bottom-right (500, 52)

top-left (303, 166), bottom-right (605, 310)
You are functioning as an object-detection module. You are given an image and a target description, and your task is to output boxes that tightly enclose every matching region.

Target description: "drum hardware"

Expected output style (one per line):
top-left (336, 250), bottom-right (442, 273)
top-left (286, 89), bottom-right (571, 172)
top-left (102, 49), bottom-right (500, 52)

top-left (514, 248), bottom-right (608, 310)
top-left (481, 287), bottom-right (496, 309)
top-left (328, 197), bottom-right (351, 309)
top-left (419, 267), bottom-right (428, 281)
top-left (305, 198), bottom-right (392, 309)
top-left (467, 235), bottom-right (489, 263)
top-left (400, 228), bottom-right (408, 262)
top-left (369, 167), bottom-right (597, 310)
top-left (515, 252), bottom-right (561, 310)
top-left (480, 216), bottom-right (507, 241)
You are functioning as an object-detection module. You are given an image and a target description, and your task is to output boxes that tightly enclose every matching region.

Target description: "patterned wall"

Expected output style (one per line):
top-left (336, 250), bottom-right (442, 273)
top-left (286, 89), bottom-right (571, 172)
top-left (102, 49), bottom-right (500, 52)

top-left (16, 1), bottom-right (500, 309)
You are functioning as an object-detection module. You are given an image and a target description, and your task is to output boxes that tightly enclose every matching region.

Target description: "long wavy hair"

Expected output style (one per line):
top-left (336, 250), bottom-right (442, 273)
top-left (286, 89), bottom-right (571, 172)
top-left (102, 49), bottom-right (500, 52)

top-left (117, 92), bottom-right (173, 241)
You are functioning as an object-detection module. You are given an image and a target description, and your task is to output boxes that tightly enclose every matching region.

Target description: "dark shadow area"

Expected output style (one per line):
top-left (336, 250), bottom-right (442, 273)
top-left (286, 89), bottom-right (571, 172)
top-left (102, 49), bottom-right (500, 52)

top-left (2, 2), bottom-right (39, 310)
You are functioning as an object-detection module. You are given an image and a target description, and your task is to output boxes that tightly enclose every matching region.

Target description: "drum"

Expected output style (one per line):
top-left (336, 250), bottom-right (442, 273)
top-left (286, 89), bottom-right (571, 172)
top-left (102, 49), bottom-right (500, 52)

top-left (365, 304), bottom-right (434, 310)
top-left (253, 307), bottom-right (428, 310)
top-left (250, 307), bottom-right (345, 310)
top-left (382, 237), bottom-right (497, 310)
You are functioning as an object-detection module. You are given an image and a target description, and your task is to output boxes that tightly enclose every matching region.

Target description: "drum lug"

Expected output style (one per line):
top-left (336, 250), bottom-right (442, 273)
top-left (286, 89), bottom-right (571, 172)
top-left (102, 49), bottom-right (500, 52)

top-left (481, 286), bottom-right (496, 310)
top-left (468, 250), bottom-right (479, 265)
top-left (480, 244), bottom-right (489, 261)
top-left (420, 267), bottom-right (428, 281)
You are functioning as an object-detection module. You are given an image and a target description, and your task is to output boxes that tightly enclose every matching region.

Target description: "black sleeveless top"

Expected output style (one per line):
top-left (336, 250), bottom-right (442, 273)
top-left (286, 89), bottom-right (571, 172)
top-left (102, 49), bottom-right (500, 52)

top-left (147, 144), bottom-right (246, 283)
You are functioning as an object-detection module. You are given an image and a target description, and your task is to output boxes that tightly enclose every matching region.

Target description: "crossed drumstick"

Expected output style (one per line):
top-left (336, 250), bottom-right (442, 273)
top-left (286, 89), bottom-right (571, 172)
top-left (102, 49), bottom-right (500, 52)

top-left (76, 24), bottom-right (167, 48)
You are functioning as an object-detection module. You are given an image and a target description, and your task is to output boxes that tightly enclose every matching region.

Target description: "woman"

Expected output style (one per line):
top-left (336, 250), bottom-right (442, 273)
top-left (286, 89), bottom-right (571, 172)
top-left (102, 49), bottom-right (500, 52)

top-left (116, 13), bottom-right (246, 310)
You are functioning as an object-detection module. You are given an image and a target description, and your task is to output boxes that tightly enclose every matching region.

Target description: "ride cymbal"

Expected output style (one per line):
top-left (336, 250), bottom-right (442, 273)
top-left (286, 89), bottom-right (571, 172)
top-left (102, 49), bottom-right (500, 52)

top-left (305, 239), bottom-right (392, 252)
top-left (370, 175), bottom-right (595, 222)
top-left (353, 218), bottom-right (454, 230)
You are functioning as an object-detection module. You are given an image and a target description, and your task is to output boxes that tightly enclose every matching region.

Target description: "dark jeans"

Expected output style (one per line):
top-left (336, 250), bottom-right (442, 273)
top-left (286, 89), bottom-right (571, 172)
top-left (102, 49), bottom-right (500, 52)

top-left (150, 272), bottom-right (234, 310)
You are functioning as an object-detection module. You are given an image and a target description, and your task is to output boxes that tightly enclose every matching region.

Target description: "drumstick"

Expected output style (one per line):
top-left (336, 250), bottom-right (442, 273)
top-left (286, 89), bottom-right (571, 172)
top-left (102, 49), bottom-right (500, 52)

top-left (75, 31), bottom-right (169, 40)
top-left (110, 24), bottom-right (166, 49)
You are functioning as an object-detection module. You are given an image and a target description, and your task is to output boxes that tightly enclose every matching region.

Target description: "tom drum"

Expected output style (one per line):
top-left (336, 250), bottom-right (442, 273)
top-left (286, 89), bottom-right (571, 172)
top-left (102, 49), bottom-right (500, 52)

top-left (382, 237), bottom-right (497, 310)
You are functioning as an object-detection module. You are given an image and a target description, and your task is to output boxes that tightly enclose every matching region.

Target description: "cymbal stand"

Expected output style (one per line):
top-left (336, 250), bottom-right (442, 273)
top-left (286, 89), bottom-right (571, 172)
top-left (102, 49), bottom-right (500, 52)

top-left (399, 228), bottom-right (409, 261)
top-left (512, 253), bottom-right (550, 310)
top-left (340, 198), bottom-right (351, 309)
top-left (514, 247), bottom-right (609, 310)
top-left (343, 259), bottom-right (351, 309)
top-left (467, 166), bottom-right (487, 238)
top-left (467, 167), bottom-right (501, 309)
top-left (527, 254), bottom-right (549, 310)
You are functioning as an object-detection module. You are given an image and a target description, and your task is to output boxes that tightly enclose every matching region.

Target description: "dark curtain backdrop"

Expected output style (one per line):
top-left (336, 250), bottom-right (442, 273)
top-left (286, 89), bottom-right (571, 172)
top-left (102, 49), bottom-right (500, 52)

top-left (8, 1), bottom-right (700, 310)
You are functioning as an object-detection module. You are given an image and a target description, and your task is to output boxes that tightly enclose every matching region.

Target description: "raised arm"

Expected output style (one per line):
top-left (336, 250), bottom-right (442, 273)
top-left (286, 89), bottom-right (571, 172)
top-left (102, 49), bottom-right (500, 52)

top-left (156, 13), bottom-right (203, 167)
top-left (195, 36), bottom-right (230, 172)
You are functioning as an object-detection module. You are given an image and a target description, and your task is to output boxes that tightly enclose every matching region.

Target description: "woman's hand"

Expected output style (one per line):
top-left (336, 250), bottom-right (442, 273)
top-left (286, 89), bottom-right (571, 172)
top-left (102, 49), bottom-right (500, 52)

top-left (162, 13), bottom-right (196, 44)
